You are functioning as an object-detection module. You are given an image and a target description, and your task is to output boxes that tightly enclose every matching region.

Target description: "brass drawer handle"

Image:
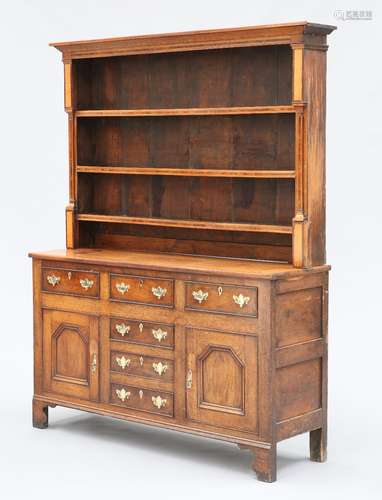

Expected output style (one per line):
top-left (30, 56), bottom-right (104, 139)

top-left (233, 294), bottom-right (250, 308)
top-left (116, 282), bottom-right (130, 295)
top-left (116, 388), bottom-right (131, 402)
top-left (152, 395), bottom-right (167, 409)
top-left (47, 274), bottom-right (60, 287)
top-left (192, 289), bottom-right (208, 304)
top-left (80, 278), bottom-right (94, 290)
top-left (91, 353), bottom-right (97, 373)
top-left (152, 328), bottom-right (167, 342)
top-left (152, 286), bottom-right (167, 299)
top-left (115, 323), bottom-right (130, 336)
top-left (152, 362), bottom-right (168, 376)
top-left (116, 356), bottom-right (131, 370)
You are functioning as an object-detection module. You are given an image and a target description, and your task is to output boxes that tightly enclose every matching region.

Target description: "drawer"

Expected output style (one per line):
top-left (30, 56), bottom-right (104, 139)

top-left (111, 350), bottom-right (174, 383)
top-left (110, 318), bottom-right (174, 349)
top-left (185, 281), bottom-right (258, 317)
top-left (42, 267), bottom-right (100, 298)
top-left (110, 273), bottom-right (174, 308)
top-left (110, 383), bottom-right (174, 417)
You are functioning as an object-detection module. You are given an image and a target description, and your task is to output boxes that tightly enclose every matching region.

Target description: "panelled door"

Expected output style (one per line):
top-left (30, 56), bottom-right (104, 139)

top-left (186, 328), bottom-right (258, 433)
top-left (42, 309), bottom-right (99, 401)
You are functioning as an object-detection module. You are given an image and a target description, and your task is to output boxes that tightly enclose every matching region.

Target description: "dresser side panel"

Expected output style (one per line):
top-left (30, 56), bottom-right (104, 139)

top-left (303, 49), bottom-right (327, 266)
top-left (33, 259), bottom-right (43, 395)
top-left (273, 272), bottom-right (328, 440)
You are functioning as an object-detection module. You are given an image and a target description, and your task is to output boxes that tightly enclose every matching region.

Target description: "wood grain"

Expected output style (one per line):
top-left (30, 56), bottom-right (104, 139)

top-left (75, 105), bottom-right (297, 116)
top-left (77, 214), bottom-right (293, 234)
top-left (76, 166), bottom-right (296, 178)
top-left (32, 253), bottom-right (329, 481)
top-left (32, 21), bottom-right (335, 482)
top-left (50, 22), bottom-right (335, 59)
top-left (30, 248), bottom-right (330, 279)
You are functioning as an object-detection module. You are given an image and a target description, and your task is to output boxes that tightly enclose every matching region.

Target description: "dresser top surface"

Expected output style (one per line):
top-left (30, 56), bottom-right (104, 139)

top-left (29, 248), bottom-right (330, 280)
top-left (50, 22), bottom-right (336, 59)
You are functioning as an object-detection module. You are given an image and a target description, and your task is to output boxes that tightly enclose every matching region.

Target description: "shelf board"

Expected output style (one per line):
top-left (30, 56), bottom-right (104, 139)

top-left (75, 105), bottom-right (298, 118)
top-left (77, 214), bottom-right (293, 234)
top-left (76, 166), bottom-right (295, 179)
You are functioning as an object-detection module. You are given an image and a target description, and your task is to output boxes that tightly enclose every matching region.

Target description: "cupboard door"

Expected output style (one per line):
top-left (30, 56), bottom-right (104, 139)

top-left (186, 328), bottom-right (258, 433)
top-left (42, 310), bottom-right (99, 401)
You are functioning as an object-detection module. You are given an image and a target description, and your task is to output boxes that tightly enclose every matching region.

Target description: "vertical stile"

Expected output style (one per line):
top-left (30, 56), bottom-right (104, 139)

top-left (65, 205), bottom-right (74, 248)
top-left (292, 44), bottom-right (304, 102)
top-left (291, 45), bottom-right (310, 268)
top-left (64, 62), bottom-right (72, 111)
top-left (64, 59), bottom-right (78, 248)
top-left (294, 109), bottom-right (304, 215)
top-left (68, 112), bottom-right (75, 202)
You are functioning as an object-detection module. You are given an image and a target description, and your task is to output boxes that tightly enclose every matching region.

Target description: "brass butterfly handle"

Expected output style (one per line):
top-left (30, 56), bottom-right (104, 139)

top-left (115, 323), bottom-right (130, 336)
top-left (152, 362), bottom-right (168, 376)
top-left (116, 356), bottom-right (131, 370)
top-left (116, 282), bottom-right (130, 294)
top-left (233, 294), bottom-right (250, 308)
top-left (192, 289), bottom-right (208, 304)
top-left (152, 395), bottom-right (166, 409)
top-left (152, 286), bottom-right (167, 299)
top-left (47, 274), bottom-right (60, 287)
top-left (116, 388), bottom-right (131, 402)
top-left (80, 278), bottom-right (94, 290)
top-left (152, 328), bottom-right (167, 342)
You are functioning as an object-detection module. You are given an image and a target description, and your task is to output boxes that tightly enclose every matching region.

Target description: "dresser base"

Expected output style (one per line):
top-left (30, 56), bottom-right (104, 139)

top-left (30, 250), bottom-right (329, 482)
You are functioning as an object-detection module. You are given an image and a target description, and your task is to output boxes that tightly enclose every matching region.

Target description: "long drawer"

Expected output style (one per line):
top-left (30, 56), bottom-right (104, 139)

top-left (185, 280), bottom-right (258, 317)
top-left (111, 350), bottom-right (174, 383)
top-left (110, 273), bottom-right (174, 307)
top-left (42, 266), bottom-right (100, 298)
top-left (110, 318), bottom-right (174, 349)
top-left (110, 383), bottom-right (174, 417)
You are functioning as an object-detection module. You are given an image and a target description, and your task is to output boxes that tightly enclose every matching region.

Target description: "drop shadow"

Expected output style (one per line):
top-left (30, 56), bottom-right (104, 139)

top-left (51, 411), bottom-right (311, 478)
top-left (277, 453), bottom-right (308, 472)
top-left (51, 412), bottom-right (253, 475)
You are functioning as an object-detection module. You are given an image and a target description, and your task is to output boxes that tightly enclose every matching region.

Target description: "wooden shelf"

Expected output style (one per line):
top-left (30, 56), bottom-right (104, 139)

top-left (76, 166), bottom-right (295, 178)
top-left (77, 213), bottom-right (293, 234)
top-left (75, 105), bottom-right (299, 118)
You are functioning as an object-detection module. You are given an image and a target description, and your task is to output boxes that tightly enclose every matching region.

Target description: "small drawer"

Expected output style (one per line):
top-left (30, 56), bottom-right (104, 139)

top-left (111, 351), bottom-right (174, 383)
top-left (110, 273), bottom-right (174, 308)
top-left (185, 281), bottom-right (258, 317)
top-left (111, 383), bottom-right (174, 417)
top-left (110, 318), bottom-right (174, 349)
top-left (42, 267), bottom-right (99, 298)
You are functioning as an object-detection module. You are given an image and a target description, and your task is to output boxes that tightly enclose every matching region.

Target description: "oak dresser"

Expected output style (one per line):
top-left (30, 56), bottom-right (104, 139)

top-left (30, 22), bottom-right (335, 482)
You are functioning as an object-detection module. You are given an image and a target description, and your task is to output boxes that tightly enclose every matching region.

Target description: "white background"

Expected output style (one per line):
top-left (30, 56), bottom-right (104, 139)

top-left (0, 0), bottom-right (381, 498)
